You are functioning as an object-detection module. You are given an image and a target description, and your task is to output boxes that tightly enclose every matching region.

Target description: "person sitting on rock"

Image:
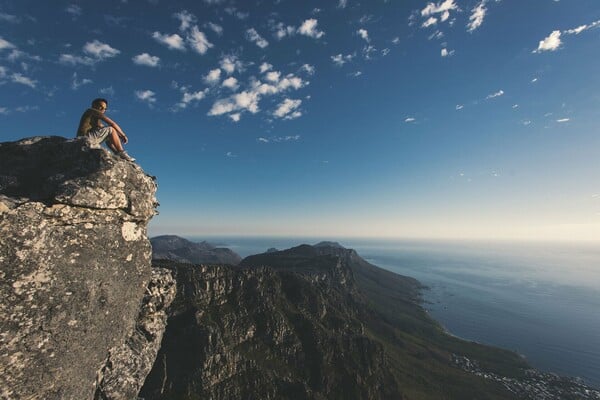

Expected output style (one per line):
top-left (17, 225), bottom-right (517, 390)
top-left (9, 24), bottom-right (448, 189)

top-left (76, 98), bottom-right (135, 162)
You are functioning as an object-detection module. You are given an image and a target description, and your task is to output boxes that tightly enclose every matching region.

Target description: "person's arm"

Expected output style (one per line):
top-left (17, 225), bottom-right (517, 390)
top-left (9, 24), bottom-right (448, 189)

top-left (99, 114), bottom-right (128, 144)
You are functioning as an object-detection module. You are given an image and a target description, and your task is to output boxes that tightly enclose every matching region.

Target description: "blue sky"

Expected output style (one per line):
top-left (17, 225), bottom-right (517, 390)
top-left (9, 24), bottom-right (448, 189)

top-left (1, 0), bottom-right (599, 241)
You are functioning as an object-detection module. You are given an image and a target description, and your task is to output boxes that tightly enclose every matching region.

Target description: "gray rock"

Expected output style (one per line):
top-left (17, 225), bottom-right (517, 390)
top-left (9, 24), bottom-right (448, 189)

top-left (0, 136), bottom-right (160, 400)
top-left (95, 268), bottom-right (176, 400)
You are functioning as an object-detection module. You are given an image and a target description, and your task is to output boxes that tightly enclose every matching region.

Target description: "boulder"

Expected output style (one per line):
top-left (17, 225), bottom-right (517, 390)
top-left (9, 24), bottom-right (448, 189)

top-left (0, 136), bottom-right (162, 400)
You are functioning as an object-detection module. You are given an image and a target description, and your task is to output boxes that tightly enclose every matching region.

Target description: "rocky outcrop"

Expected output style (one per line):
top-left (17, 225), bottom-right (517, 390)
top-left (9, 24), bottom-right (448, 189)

top-left (0, 136), bottom-right (164, 400)
top-left (151, 235), bottom-right (242, 265)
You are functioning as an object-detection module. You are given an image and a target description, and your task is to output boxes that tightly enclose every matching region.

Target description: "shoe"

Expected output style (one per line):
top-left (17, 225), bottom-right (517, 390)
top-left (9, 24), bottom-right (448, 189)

top-left (118, 151), bottom-right (136, 162)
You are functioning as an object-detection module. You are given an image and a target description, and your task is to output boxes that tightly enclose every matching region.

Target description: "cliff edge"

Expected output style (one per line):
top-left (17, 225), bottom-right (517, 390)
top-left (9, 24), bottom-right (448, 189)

top-left (0, 136), bottom-right (173, 400)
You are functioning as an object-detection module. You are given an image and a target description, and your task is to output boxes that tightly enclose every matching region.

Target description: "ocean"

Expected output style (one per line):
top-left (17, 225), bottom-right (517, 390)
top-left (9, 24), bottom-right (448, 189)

top-left (191, 236), bottom-right (600, 388)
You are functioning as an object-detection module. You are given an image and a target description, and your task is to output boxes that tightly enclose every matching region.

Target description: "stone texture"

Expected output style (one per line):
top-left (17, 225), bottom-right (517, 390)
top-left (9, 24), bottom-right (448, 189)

top-left (95, 268), bottom-right (176, 400)
top-left (0, 136), bottom-right (159, 400)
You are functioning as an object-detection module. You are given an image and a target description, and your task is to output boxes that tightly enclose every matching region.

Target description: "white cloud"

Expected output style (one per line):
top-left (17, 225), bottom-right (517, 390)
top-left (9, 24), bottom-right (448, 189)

top-left (338, 0), bottom-right (348, 8)
top-left (208, 90), bottom-right (261, 116)
top-left (229, 113), bottom-right (241, 122)
top-left (265, 71), bottom-right (281, 83)
top-left (226, 151), bottom-right (236, 157)
top-left (441, 48), bottom-right (454, 57)
top-left (467, 1), bottom-right (487, 32)
top-left (422, 17), bottom-right (437, 28)
top-left (512, 104), bottom-right (519, 109)
top-left (357, 29), bottom-right (369, 42)
top-left (258, 135), bottom-right (301, 143)
top-left (274, 98), bottom-right (302, 119)
top-left (174, 89), bottom-right (208, 109)
top-left (531, 77), bottom-right (538, 83)
top-left (274, 23), bottom-right (296, 40)
top-left (222, 76), bottom-right (239, 90)
top-left (132, 53), bottom-right (160, 67)
top-left (349, 71), bottom-right (362, 77)
top-left (100, 86), bottom-right (115, 96)
top-left (220, 55), bottom-right (241, 74)
top-left (421, 0), bottom-right (457, 16)
top-left (59, 54), bottom-right (94, 66)
top-left (523, 120), bottom-right (532, 126)
top-left (0, 37), bottom-right (16, 51)
top-left (331, 53), bottom-right (353, 66)
top-left (83, 40), bottom-right (120, 59)
top-left (298, 19), bottom-right (325, 39)
top-left (259, 62), bottom-right (273, 73)
top-left (0, 66), bottom-right (7, 78)
top-left (11, 73), bottom-right (36, 88)
top-left (0, 106), bottom-right (8, 114)
top-left (300, 64), bottom-right (315, 75)
top-left (440, 10), bottom-right (450, 22)
top-left (405, 117), bottom-right (416, 123)
top-left (152, 32), bottom-right (186, 51)
top-left (486, 89), bottom-right (504, 99)
top-left (0, 12), bottom-right (20, 23)
top-left (556, 118), bottom-right (570, 123)
top-left (246, 28), bottom-right (269, 48)
top-left (65, 4), bottom-right (82, 18)
top-left (535, 30), bottom-right (561, 52)
top-left (135, 89), bottom-right (157, 104)
top-left (392, 37), bottom-right (400, 44)
top-left (187, 26), bottom-right (213, 55)
top-left (456, 104), bottom-right (464, 110)
top-left (174, 10), bottom-right (196, 32)
top-left (535, 20), bottom-right (600, 53)
top-left (71, 72), bottom-right (92, 90)
top-left (204, 68), bottom-right (221, 85)
top-left (207, 22), bottom-right (223, 35)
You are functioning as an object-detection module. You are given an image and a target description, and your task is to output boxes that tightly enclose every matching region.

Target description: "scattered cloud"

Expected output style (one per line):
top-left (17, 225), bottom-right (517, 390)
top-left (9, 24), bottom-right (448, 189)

top-left (349, 71), bottom-right (362, 77)
top-left (174, 10), bottom-right (196, 32)
top-left (298, 19), bottom-right (325, 39)
top-left (0, 37), bottom-right (16, 51)
top-left (258, 135), bottom-right (301, 143)
top-left (357, 29), bottom-right (370, 42)
top-left (135, 89), bottom-right (157, 104)
top-left (331, 53), bottom-right (354, 66)
top-left (467, 1), bottom-right (487, 33)
top-left (531, 77), bottom-right (538, 83)
top-left (225, 151), bottom-right (236, 157)
top-left (246, 28), bottom-right (269, 48)
top-left (0, 12), bottom-right (20, 23)
top-left (65, 4), bottom-right (82, 19)
top-left (300, 64), bottom-right (315, 75)
top-left (512, 104), bottom-right (519, 109)
top-left (441, 48), bottom-right (454, 57)
top-left (71, 72), bottom-right (92, 90)
top-left (175, 89), bottom-right (208, 109)
top-left (523, 120), bottom-right (532, 126)
top-left (274, 98), bottom-right (302, 119)
top-left (338, 0), bottom-right (348, 9)
top-left (11, 73), bottom-right (37, 88)
top-left (273, 22), bottom-right (296, 40)
top-left (220, 55), bottom-right (242, 74)
top-left (229, 113), bottom-right (241, 122)
top-left (152, 32), bottom-right (186, 51)
top-left (187, 26), bottom-right (213, 55)
top-left (206, 22), bottom-right (223, 36)
top-left (132, 53), bottom-right (160, 67)
top-left (535, 20), bottom-right (600, 53)
top-left (405, 117), bottom-right (416, 123)
top-left (556, 118), bottom-right (570, 123)
top-left (486, 89), bottom-right (504, 99)
top-left (100, 86), bottom-right (115, 96)
top-left (222, 76), bottom-right (239, 90)
top-left (204, 68), bottom-right (221, 85)
top-left (422, 17), bottom-right (438, 28)
top-left (535, 30), bottom-right (562, 52)
top-left (421, 0), bottom-right (458, 17)
top-left (456, 104), bottom-right (464, 110)
top-left (83, 40), bottom-right (120, 59)
top-left (259, 62), bottom-right (273, 73)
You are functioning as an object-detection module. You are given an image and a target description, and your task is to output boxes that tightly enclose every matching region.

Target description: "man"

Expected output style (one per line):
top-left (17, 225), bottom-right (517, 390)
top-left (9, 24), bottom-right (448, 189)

top-left (76, 98), bottom-right (135, 162)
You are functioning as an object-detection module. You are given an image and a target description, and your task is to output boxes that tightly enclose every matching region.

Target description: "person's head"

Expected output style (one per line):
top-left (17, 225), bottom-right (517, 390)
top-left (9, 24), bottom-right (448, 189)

top-left (91, 98), bottom-right (108, 112)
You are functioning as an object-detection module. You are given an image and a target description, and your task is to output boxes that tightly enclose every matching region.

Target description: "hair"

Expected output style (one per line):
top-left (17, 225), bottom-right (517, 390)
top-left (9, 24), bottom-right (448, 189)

top-left (91, 98), bottom-right (108, 108)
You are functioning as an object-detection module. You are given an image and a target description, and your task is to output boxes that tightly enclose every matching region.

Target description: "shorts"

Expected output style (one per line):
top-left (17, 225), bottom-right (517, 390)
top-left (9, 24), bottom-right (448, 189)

top-left (85, 126), bottom-right (112, 147)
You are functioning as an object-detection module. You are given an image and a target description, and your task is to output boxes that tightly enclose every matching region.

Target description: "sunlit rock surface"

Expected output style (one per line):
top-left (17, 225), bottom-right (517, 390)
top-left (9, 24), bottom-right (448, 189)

top-left (0, 136), bottom-right (165, 400)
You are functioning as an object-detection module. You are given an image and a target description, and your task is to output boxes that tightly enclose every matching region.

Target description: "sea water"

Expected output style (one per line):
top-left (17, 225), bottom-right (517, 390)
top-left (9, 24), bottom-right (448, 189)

top-left (192, 236), bottom-right (600, 388)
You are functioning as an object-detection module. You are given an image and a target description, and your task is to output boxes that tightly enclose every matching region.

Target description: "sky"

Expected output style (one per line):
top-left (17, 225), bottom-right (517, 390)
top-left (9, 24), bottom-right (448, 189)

top-left (1, 0), bottom-right (599, 241)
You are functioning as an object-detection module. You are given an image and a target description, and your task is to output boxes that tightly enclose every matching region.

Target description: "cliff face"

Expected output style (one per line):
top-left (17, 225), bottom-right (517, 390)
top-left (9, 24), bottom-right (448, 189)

top-left (0, 136), bottom-right (172, 400)
top-left (142, 257), bottom-right (401, 400)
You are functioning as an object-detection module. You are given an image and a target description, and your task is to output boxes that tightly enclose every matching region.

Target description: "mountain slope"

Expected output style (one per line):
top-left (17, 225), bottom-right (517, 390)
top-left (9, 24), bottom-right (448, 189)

top-left (151, 235), bottom-right (241, 265)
